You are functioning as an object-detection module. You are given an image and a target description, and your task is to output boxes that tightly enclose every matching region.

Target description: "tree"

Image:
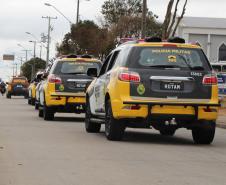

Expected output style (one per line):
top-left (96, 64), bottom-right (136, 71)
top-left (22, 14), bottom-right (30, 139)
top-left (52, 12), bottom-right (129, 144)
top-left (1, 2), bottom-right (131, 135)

top-left (162, 0), bottom-right (188, 39)
top-left (21, 58), bottom-right (46, 81)
top-left (101, 0), bottom-right (142, 26)
top-left (101, 0), bottom-right (162, 38)
top-left (57, 20), bottom-right (115, 59)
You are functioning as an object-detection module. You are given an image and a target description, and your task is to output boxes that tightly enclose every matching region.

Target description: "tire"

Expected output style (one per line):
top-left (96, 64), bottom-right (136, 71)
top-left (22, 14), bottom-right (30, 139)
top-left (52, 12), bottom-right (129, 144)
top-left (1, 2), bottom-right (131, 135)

top-left (105, 100), bottom-right (125, 141)
top-left (160, 128), bottom-right (176, 136)
top-left (192, 121), bottom-right (216, 144)
top-left (85, 98), bottom-right (101, 133)
top-left (43, 105), bottom-right (54, 121)
top-left (28, 98), bottom-right (31, 105)
top-left (24, 93), bottom-right (28, 99)
top-left (35, 102), bottom-right (39, 110)
top-left (31, 99), bottom-right (35, 106)
top-left (6, 93), bottom-right (11, 99)
top-left (38, 107), bottom-right (44, 117)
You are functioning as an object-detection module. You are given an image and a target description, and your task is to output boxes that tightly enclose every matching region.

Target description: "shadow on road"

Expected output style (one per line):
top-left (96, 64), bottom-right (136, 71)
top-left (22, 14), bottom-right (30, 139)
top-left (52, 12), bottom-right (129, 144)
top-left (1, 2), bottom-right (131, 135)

top-left (95, 130), bottom-right (194, 145)
top-left (54, 116), bottom-right (85, 122)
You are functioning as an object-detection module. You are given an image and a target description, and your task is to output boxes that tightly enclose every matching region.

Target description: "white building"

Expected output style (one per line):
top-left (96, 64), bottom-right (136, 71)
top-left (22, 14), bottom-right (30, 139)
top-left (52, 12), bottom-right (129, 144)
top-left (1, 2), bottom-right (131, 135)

top-left (176, 16), bottom-right (226, 63)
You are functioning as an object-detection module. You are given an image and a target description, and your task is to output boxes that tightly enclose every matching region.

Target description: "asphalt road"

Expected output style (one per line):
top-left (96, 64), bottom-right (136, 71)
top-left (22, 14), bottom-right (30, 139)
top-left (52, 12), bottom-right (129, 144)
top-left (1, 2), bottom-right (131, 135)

top-left (0, 96), bottom-right (226, 185)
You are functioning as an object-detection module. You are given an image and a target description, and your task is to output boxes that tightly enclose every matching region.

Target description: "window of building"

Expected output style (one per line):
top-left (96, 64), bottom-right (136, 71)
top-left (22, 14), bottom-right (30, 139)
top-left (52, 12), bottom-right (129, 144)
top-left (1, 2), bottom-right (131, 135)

top-left (219, 43), bottom-right (226, 61)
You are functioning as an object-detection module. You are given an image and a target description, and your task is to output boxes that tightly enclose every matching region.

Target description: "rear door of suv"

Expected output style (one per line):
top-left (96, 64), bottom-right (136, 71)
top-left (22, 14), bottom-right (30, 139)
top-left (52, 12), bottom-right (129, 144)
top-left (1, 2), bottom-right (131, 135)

top-left (52, 60), bottom-right (102, 94)
top-left (127, 46), bottom-right (214, 102)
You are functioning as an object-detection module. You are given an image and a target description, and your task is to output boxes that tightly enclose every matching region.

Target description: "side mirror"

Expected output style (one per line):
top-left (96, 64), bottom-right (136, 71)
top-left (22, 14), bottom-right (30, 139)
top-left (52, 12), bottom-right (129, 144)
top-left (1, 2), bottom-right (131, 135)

top-left (87, 68), bottom-right (98, 77)
top-left (42, 72), bottom-right (49, 79)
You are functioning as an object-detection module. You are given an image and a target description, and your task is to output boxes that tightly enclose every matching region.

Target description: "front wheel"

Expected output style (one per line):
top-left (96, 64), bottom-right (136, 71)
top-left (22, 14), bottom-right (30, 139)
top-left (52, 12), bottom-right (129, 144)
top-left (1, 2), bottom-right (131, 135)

top-left (85, 98), bottom-right (101, 133)
top-left (105, 100), bottom-right (125, 141)
top-left (192, 121), bottom-right (216, 144)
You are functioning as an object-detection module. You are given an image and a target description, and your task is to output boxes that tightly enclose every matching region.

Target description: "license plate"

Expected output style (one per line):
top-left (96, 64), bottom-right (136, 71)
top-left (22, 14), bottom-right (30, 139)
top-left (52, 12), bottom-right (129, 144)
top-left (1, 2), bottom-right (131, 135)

top-left (160, 81), bottom-right (184, 91)
top-left (75, 83), bottom-right (86, 88)
top-left (16, 85), bottom-right (23, 88)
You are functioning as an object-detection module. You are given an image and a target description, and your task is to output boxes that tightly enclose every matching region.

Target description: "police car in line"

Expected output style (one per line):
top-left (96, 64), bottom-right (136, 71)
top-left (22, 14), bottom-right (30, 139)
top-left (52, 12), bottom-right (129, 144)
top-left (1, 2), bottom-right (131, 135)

top-left (6, 76), bottom-right (29, 99)
top-left (35, 64), bottom-right (53, 110)
top-left (38, 55), bottom-right (102, 121)
top-left (28, 71), bottom-right (44, 106)
top-left (85, 37), bottom-right (220, 144)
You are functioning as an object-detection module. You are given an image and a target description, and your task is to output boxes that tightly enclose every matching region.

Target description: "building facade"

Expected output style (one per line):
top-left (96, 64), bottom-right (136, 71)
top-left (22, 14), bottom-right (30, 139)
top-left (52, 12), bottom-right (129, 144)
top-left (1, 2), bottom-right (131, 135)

top-left (176, 17), bottom-right (226, 63)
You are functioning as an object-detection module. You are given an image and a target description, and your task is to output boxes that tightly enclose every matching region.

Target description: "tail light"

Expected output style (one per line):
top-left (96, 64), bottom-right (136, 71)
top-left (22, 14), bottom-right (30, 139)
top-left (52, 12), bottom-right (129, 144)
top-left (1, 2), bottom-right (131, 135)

top-left (119, 71), bottom-right (140, 83)
top-left (48, 74), bottom-right (62, 84)
top-left (202, 74), bottom-right (218, 85)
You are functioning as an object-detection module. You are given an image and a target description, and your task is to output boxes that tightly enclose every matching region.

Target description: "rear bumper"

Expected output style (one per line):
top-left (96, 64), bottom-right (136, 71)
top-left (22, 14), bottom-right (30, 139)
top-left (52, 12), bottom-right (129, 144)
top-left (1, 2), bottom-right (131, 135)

top-left (111, 99), bottom-right (220, 121)
top-left (45, 92), bottom-right (86, 113)
top-left (9, 89), bottom-right (28, 96)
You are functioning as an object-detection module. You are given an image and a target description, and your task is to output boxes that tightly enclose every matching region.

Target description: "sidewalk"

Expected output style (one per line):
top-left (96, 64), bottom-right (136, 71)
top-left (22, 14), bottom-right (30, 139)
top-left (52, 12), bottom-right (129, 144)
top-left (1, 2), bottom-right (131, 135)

top-left (217, 108), bottom-right (226, 129)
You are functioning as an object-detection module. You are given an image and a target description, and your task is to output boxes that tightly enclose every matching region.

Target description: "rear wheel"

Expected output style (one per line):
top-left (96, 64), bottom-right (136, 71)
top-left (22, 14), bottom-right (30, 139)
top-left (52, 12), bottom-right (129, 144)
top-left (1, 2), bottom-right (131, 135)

top-left (85, 98), bottom-right (101, 133)
top-left (159, 128), bottom-right (176, 136)
top-left (105, 100), bottom-right (125, 141)
top-left (38, 107), bottom-right (43, 117)
top-left (31, 99), bottom-right (35, 106)
top-left (43, 105), bottom-right (54, 121)
top-left (35, 102), bottom-right (39, 110)
top-left (6, 93), bottom-right (11, 99)
top-left (28, 98), bottom-right (31, 105)
top-left (192, 121), bottom-right (216, 144)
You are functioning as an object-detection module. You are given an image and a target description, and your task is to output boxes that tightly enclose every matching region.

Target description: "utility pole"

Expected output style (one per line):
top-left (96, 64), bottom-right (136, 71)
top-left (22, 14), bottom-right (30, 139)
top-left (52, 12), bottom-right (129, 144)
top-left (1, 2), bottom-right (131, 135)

top-left (42, 16), bottom-right (57, 67)
top-left (141, 0), bottom-right (147, 39)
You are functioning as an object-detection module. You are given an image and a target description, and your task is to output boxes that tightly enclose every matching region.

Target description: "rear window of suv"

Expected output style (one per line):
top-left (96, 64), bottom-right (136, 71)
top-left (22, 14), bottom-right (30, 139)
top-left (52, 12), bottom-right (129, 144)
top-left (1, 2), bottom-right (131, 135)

top-left (53, 60), bottom-right (102, 75)
top-left (127, 47), bottom-right (211, 71)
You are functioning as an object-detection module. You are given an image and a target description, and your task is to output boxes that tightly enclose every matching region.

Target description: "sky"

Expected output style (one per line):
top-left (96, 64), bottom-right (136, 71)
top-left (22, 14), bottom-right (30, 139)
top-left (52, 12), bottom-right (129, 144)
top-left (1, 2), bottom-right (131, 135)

top-left (1, 0), bottom-right (226, 81)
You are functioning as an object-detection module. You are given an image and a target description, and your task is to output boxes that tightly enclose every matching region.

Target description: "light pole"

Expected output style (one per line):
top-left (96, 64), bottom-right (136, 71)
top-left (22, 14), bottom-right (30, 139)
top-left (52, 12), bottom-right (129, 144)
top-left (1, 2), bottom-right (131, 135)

top-left (42, 16), bottom-right (57, 66)
top-left (29, 40), bottom-right (37, 58)
top-left (26, 32), bottom-right (47, 60)
top-left (76, 0), bottom-right (90, 24)
top-left (17, 44), bottom-right (31, 62)
top-left (44, 3), bottom-right (72, 25)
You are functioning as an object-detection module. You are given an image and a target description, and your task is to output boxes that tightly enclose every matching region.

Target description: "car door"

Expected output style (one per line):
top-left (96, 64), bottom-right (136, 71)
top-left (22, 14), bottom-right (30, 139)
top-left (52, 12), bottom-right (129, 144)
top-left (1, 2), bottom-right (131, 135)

top-left (94, 51), bottom-right (121, 114)
top-left (89, 54), bottom-right (113, 115)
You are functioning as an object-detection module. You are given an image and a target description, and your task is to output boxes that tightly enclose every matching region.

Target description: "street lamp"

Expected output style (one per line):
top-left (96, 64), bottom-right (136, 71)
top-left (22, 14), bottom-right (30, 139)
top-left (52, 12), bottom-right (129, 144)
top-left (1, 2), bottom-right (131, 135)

top-left (29, 40), bottom-right (37, 58)
top-left (17, 44), bottom-right (31, 62)
top-left (26, 32), bottom-right (47, 60)
top-left (76, 0), bottom-right (90, 24)
top-left (44, 3), bottom-right (73, 25)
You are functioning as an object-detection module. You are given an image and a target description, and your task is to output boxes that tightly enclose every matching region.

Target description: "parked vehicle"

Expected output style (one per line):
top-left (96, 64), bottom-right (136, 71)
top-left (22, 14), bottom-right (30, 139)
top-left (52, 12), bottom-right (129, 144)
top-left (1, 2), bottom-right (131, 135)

top-left (38, 55), bottom-right (102, 121)
top-left (0, 81), bottom-right (6, 95)
top-left (35, 65), bottom-right (53, 110)
top-left (85, 37), bottom-right (220, 144)
top-left (28, 71), bottom-right (44, 106)
top-left (6, 76), bottom-right (29, 99)
top-left (211, 62), bottom-right (226, 96)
